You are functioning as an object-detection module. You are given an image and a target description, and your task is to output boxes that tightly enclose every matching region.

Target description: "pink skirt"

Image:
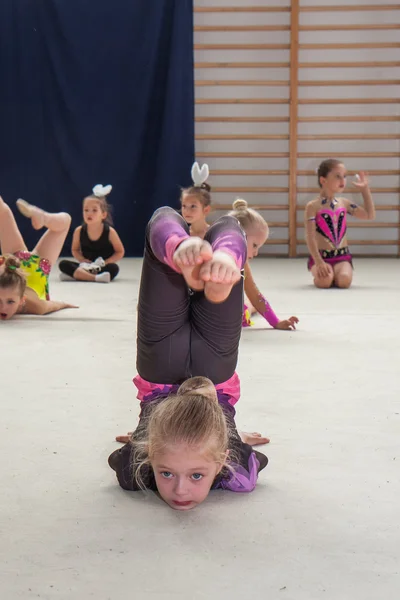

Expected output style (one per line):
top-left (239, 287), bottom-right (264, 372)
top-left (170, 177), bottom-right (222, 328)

top-left (307, 246), bottom-right (353, 270)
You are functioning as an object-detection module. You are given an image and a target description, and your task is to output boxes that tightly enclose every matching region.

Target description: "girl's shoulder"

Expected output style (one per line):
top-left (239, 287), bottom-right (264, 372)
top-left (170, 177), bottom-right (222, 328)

top-left (305, 197), bottom-right (321, 216)
top-left (335, 196), bottom-right (349, 208)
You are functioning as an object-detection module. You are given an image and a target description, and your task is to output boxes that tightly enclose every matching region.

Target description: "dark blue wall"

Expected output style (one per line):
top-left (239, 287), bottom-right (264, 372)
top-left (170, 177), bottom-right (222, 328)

top-left (0, 1), bottom-right (194, 255)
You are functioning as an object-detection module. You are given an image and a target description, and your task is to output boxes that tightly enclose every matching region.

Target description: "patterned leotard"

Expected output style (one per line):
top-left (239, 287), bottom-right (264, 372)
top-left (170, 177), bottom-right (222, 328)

top-left (315, 199), bottom-right (348, 250)
top-left (14, 251), bottom-right (51, 300)
top-left (307, 198), bottom-right (355, 270)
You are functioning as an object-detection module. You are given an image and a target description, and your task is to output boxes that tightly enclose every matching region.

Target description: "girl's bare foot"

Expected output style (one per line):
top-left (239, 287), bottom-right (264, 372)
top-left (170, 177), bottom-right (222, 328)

top-left (239, 431), bottom-right (270, 446)
top-left (200, 250), bottom-right (241, 303)
top-left (16, 199), bottom-right (70, 232)
top-left (173, 238), bottom-right (213, 291)
top-left (116, 432), bottom-right (133, 444)
top-left (16, 199), bottom-right (47, 229)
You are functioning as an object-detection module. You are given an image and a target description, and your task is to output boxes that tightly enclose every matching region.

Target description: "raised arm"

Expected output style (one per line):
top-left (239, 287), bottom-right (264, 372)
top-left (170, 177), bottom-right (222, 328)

top-left (345, 171), bottom-right (375, 220)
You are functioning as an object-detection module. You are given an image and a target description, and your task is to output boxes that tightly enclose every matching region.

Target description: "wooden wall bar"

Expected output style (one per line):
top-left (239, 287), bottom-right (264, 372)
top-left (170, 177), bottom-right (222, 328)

top-left (193, 1), bottom-right (400, 257)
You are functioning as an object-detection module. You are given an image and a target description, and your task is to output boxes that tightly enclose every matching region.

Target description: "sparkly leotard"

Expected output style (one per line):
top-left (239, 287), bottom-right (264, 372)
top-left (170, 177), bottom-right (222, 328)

top-left (307, 198), bottom-right (354, 270)
top-left (315, 199), bottom-right (348, 249)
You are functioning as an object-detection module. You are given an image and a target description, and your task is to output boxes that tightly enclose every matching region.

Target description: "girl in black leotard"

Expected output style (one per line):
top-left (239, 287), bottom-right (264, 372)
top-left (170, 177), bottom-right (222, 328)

top-left (59, 184), bottom-right (125, 283)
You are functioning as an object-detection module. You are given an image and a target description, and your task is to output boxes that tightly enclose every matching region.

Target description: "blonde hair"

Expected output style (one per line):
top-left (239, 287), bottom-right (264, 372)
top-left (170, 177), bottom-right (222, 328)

top-left (229, 198), bottom-right (269, 236)
top-left (181, 183), bottom-right (212, 209)
top-left (0, 254), bottom-right (26, 296)
top-left (132, 383), bottom-right (229, 489)
top-left (83, 195), bottom-right (113, 225)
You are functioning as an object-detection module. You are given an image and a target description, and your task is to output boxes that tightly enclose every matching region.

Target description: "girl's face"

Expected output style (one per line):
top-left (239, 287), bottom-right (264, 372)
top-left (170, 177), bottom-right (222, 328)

top-left (152, 443), bottom-right (225, 511)
top-left (320, 163), bottom-right (347, 195)
top-left (246, 224), bottom-right (269, 259)
top-left (0, 287), bottom-right (24, 320)
top-left (181, 195), bottom-right (210, 226)
top-left (83, 199), bottom-right (107, 225)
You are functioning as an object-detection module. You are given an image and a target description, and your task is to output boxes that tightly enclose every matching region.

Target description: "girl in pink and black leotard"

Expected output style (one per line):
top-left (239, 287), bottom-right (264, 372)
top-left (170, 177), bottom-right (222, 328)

top-left (305, 158), bottom-right (376, 289)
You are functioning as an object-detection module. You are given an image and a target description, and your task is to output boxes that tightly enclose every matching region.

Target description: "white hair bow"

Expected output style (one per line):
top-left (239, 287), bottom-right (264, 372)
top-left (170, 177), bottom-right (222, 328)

top-left (92, 184), bottom-right (112, 197)
top-left (191, 162), bottom-right (209, 187)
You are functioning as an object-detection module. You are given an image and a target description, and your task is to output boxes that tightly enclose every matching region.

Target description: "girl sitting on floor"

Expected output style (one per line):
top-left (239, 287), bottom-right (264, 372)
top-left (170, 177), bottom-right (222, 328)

top-left (59, 184), bottom-right (124, 283)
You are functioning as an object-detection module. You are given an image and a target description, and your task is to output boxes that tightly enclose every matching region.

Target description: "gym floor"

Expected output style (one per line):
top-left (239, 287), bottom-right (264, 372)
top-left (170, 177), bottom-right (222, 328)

top-left (1, 258), bottom-right (399, 599)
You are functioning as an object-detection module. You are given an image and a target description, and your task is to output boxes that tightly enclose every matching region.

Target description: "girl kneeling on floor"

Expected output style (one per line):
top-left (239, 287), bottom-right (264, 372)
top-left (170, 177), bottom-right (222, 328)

top-left (305, 159), bottom-right (375, 288)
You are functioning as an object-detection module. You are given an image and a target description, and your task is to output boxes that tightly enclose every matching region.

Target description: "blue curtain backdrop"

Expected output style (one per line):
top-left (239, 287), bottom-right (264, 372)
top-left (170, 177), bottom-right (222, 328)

top-left (0, 1), bottom-right (194, 256)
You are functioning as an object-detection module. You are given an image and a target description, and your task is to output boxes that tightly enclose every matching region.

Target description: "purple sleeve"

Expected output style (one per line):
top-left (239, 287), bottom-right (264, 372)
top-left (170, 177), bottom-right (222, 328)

top-left (211, 231), bottom-right (247, 270)
top-left (213, 433), bottom-right (268, 493)
top-left (149, 211), bottom-right (189, 271)
top-left (218, 452), bottom-right (260, 493)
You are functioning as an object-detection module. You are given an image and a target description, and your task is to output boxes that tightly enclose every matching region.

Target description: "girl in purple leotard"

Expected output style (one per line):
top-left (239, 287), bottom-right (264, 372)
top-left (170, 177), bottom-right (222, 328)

top-left (109, 206), bottom-right (269, 510)
top-left (305, 158), bottom-right (376, 289)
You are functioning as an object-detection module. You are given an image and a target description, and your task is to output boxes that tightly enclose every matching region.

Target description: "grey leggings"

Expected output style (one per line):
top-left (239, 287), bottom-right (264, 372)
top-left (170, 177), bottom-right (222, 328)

top-left (136, 207), bottom-right (247, 385)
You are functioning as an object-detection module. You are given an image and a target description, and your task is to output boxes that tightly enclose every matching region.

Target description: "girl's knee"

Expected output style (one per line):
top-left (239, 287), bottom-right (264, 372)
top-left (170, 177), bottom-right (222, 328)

top-left (314, 275), bottom-right (334, 289)
top-left (60, 212), bottom-right (72, 229)
top-left (335, 272), bottom-right (352, 288)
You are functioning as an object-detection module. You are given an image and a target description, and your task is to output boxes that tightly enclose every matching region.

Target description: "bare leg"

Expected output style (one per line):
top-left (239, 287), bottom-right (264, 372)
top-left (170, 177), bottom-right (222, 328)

top-left (16, 200), bottom-right (71, 266)
top-left (311, 264), bottom-right (334, 289)
top-left (0, 197), bottom-right (27, 254)
top-left (333, 262), bottom-right (353, 288)
top-left (73, 268), bottom-right (96, 282)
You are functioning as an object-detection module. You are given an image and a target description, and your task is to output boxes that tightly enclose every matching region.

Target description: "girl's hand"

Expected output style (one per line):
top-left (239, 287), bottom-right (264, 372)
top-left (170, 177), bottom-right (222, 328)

top-left (275, 316), bottom-right (299, 331)
top-left (316, 260), bottom-right (331, 279)
top-left (62, 302), bottom-right (79, 310)
top-left (351, 171), bottom-right (370, 190)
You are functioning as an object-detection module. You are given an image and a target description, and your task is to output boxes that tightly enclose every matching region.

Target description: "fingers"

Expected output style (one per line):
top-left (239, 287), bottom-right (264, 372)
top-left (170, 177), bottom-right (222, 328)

top-left (351, 170), bottom-right (369, 188)
top-left (318, 265), bottom-right (330, 278)
top-left (115, 435), bottom-right (131, 443)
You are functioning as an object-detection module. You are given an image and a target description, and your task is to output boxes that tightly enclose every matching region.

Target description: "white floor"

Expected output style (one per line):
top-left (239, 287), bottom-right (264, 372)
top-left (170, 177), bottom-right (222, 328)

top-left (1, 258), bottom-right (399, 600)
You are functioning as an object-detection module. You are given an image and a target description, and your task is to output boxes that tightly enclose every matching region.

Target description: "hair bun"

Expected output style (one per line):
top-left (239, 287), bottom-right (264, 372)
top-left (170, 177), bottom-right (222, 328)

top-left (232, 198), bottom-right (248, 211)
top-left (5, 255), bottom-right (21, 269)
top-left (0, 254), bottom-right (21, 276)
top-left (201, 182), bottom-right (211, 192)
